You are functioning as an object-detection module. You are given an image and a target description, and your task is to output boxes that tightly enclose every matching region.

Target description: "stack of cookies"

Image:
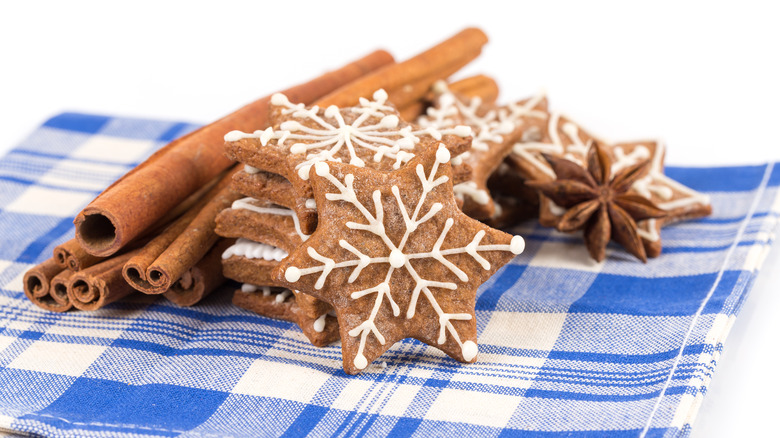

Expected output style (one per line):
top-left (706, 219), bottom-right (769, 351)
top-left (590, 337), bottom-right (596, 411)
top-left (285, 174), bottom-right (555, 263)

top-left (214, 80), bottom-right (713, 374)
top-left (215, 89), bottom-right (525, 373)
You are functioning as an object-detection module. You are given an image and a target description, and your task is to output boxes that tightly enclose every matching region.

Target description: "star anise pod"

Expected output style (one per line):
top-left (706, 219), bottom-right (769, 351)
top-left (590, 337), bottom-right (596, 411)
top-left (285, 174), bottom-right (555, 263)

top-left (526, 141), bottom-right (667, 262)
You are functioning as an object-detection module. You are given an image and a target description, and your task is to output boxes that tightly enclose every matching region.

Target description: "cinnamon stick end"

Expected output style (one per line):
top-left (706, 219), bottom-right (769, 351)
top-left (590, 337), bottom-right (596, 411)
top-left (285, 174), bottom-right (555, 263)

top-left (74, 211), bottom-right (120, 257)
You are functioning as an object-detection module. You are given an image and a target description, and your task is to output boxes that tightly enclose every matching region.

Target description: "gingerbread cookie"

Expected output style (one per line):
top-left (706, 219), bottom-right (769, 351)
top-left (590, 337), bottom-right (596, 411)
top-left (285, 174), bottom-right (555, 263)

top-left (232, 283), bottom-right (339, 347)
top-left (527, 142), bottom-right (667, 262)
top-left (274, 144), bottom-right (524, 374)
top-left (508, 111), bottom-right (712, 258)
top-left (221, 238), bottom-right (338, 347)
top-left (223, 89), bottom-right (473, 229)
top-left (231, 168), bottom-right (319, 234)
top-left (417, 83), bottom-right (548, 219)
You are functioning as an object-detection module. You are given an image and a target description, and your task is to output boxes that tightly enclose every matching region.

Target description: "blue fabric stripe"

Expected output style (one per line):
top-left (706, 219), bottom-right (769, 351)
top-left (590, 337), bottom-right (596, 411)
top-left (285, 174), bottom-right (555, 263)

top-left (15, 217), bottom-right (74, 264)
top-left (42, 112), bottom-right (111, 134)
top-left (279, 404), bottom-right (329, 437)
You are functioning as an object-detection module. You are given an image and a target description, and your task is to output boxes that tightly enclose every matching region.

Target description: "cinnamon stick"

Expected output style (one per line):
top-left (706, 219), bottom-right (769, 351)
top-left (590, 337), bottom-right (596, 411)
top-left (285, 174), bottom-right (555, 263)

top-left (122, 167), bottom-right (237, 294)
top-left (54, 239), bottom-right (105, 271)
top-left (50, 269), bottom-right (76, 311)
top-left (163, 239), bottom-right (232, 307)
top-left (74, 50), bottom-right (395, 257)
top-left (68, 251), bottom-right (139, 311)
top-left (315, 28), bottom-right (487, 108)
top-left (123, 167), bottom-right (240, 294)
top-left (23, 258), bottom-right (70, 312)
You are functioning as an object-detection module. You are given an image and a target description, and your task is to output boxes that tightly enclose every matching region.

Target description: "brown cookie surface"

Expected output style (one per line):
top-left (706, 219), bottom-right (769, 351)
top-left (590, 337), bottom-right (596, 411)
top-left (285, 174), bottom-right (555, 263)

top-left (223, 89), bottom-right (472, 205)
top-left (274, 144), bottom-right (524, 374)
top-left (507, 111), bottom-right (712, 258)
top-left (417, 84), bottom-right (548, 219)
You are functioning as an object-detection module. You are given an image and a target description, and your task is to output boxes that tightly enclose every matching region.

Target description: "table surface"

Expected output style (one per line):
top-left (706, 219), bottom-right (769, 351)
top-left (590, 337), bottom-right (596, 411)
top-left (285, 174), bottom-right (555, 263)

top-left (2, 2), bottom-right (778, 435)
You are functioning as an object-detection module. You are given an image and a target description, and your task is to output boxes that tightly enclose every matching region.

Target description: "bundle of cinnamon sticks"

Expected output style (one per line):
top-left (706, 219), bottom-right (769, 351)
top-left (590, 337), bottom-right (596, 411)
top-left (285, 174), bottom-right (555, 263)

top-left (24, 28), bottom-right (499, 313)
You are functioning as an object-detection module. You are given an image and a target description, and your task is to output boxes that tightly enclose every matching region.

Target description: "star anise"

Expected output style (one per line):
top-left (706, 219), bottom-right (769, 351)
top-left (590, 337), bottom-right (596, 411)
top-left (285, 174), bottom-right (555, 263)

top-left (527, 141), bottom-right (667, 262)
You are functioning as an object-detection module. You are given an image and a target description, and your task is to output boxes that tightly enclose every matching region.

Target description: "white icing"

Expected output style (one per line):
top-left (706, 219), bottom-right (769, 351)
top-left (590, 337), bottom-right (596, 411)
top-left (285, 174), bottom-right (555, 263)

top-left (304, 198), bottom-right (317, 210)
top-left (227, 89), bottom-right (469, 181)
top-left (222, 238), bottom-right (288, 261)
top-left (240, 283), bottom-right (291, 303)
top-left (244, 164), bottom-right (261, 174)
top-left (231, 197), bottom-right (309, 241)
top-left (313, 313), bottom-right (328, 333)
top-left (512, 111), bottom-right (710, 242)
top-left (285, 144), bottom-right (524, 369)
top-left (417, 85), bottom-right (545, 205)
top-left (453, 182), bottom-right (490, 205)
top-left (275, 289), bottom-right (292, 303)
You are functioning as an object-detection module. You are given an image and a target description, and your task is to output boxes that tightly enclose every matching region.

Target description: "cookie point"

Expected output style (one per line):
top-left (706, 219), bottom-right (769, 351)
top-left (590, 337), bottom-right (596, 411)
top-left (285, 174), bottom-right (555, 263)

top-left (373, 89), bottom-right (388, 102)
top-left (224, 130), bottom-right (245, 142)
top-left (461, 340), bottom-right (478, 362)
top-left (354, 354), bottom-right (368, 370)
top-left (270, 93), bottom-right (288, 105)
top-left (285, 267), bottom-right (301, 283)
top-left (314, 161), bottom-right (330, 176)
top-left (298, 165), bottom-right (312, 180)
top-left (435, 145), bottom-right (451, 164)
top-left (388, 249), bottom-right (406, 268)
top-left (510, 235), bottom-right (525, 255)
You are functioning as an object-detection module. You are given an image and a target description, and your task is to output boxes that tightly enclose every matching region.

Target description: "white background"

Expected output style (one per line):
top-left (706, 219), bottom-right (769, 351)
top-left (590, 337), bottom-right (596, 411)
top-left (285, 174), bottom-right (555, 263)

top-left (1, 1), bottom-right (778, 435)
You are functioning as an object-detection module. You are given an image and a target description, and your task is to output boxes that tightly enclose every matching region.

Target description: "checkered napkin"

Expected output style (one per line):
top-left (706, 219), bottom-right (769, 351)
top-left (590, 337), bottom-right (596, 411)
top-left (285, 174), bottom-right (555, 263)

top-left (0, 113), bottom-right (778, 437)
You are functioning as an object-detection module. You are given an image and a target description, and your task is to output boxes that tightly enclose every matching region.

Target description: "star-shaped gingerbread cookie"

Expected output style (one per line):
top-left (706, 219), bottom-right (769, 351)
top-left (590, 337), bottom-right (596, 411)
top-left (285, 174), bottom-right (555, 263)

top-left (508, 112), bottom-right (712, 258)
top-left (273, 144), bottom-right (524, 374)
top-left (223, 89), bottom-right (473, 233)
top-left (416, 83), bottom-right (549, 219)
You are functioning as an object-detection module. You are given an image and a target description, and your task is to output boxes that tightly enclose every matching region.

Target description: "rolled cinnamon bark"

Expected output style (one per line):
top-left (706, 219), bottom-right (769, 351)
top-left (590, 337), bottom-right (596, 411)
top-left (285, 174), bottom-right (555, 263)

top-left (315, 28), bottom-right (488, 108)
top-left (54, 239), bottom-right (105, 271)
top-left (49, 269), bottom-right (76, 311)
top-left (74, 50), bottom-right (395, 257)
top-left (147, 184), bottom-right (241, 292)
top-left (163, 239), bottom-right (232, 307)
top-left (122, 167), bottom-right (237, 294)
top-left (68, 251), bottom-right (139, 311)
top-left (23, 258), bottom-right (70, 312)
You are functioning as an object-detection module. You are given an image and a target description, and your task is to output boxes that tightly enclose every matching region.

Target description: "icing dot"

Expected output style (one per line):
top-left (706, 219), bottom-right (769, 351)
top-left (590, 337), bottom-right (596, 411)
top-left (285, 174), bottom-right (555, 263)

top-left (380, 115), bottom-right (399, 128)
top-left (244, 164), bottom-right (260, 174)
top-left (241, 283), bottom-right (257, 293)
top-left (314, 161), bottom-right (330, 176)
top-left (285, 267), bottom-right (301, 282)
top-left (453, 125), bottom-right (472, 137)
top-left (435, 145), bottom-right (451, 164)
top-left (373, 89), bottom-right (388, 102)
top-left (290, 143), bottom-right (307, 154)
top-left (305, 198), bottom-right (317, 209)
top-left (354, 354), bottom-right (368, 370)
top-left (510, 235), bottom-right (525, 255)
top-left (224, 130), bottom-right (246, 142)
top-left (271, 93), bottom-right (288, 105)
top-left (324, 105), bottom-right (339, 119)
top-left (388, 249), bottom-right (406, 268)
top-left (461, 341), bottom-right (478, 361)
top-left (298, 165), bottom-right (312, 180)
top-left (280, 120), bottom-right (300, 130)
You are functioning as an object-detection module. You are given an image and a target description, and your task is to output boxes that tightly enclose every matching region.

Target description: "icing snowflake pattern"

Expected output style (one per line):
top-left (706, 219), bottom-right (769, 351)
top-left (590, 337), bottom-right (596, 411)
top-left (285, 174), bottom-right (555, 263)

top-left (283, 144), bottom-right (524, 370)
top-left (226, 89), bottom-right (470, 181)
top-left (417, 83), bottom-right (547, 206)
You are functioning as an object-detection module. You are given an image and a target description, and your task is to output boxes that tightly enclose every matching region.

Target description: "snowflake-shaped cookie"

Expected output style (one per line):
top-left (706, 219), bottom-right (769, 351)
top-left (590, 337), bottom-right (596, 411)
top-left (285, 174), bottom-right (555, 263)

top-left (274, 144), bottom-right (524, 374)
top-left (416, 83), bottom-right (548, 218)
top-left (508, 113), bottom-right (712, 257)
top-left (224, 89), bottom-right (471, 201)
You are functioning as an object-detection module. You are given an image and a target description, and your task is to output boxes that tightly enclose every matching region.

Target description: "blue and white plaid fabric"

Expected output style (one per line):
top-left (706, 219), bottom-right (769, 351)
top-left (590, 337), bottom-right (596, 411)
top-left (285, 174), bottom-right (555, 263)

top-left (0, 113), bottom-right (777, 437)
